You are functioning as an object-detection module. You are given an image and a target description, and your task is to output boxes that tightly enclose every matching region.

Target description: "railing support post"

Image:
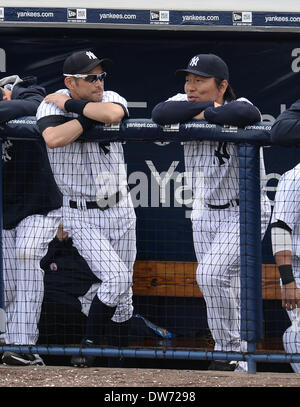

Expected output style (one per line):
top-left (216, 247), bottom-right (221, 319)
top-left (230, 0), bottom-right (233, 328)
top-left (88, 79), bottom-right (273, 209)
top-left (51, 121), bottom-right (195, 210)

top-left (239, 143), bottom-right (263, 374)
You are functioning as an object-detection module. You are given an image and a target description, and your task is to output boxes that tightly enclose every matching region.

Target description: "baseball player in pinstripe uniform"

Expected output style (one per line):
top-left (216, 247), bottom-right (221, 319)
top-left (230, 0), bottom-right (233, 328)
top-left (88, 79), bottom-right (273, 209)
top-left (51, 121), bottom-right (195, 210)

top-left (152, 54), bottom-right (271, 372)
top-left (36, 50), bottom-right (136, 367)
top-left (0, 75), bottom-right (62, 366)
top-left (271, 100), bottom-right (300, 372)
top-left (270, 164), bottom-right (300, 373)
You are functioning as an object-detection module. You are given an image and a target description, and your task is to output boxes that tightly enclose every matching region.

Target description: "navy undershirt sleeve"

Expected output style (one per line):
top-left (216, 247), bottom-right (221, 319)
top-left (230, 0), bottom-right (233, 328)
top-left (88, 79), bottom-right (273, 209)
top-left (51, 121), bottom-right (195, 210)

top-left (204, 100), bottom-right (261, 128)
top-left (36, 115), bottom-right (69, 133)
top-left (151, 101), bottom-right (214, 125)
top-left (152, 100), bottom-right (261, 128)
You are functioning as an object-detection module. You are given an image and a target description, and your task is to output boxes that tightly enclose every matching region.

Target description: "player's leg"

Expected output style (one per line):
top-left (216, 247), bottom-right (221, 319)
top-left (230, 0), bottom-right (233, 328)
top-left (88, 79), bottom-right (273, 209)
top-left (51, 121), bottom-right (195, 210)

top-left (194, 210), bottom-right (242, 352)
top-left (2, 214), bottom-right (60, 366)
top-left (233, 199), bottom-right (270, 372)
top-left (2, 212), bottom-right (61, 366)
top-left (110, 220), bottom-right (136, 323)
top-left (105, 223), bottom-right (137, 366)
top-left (69, 226), bottom-right (132, 309)
top-left (195, 204), bottom-right (270, 371)
top-left (193, 213), bottom-right (238, 370)
top-left (282, 256), bottom-right (300, 373)
top-left (1, 229), bottom-right (17, 344)
top-left (67, 217), bottom-right (132, 367)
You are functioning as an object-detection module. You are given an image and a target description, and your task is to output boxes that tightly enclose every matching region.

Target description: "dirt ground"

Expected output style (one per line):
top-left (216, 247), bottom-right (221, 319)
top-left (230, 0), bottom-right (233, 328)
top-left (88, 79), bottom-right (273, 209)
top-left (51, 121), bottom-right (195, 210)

top-left (0, 365), bottom-right (299, 388)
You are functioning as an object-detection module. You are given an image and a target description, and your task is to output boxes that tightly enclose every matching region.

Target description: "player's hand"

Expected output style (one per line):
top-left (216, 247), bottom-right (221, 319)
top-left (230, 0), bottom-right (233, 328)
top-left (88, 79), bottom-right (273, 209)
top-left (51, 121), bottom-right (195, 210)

top-left (192, 111), bottom-right (205, 120)
top-left (281, 281), bottom-right (300, 310)
top-left (192, 102), bottom-right (222, 120)
top-left (44, 93), bottom-right (71, 111)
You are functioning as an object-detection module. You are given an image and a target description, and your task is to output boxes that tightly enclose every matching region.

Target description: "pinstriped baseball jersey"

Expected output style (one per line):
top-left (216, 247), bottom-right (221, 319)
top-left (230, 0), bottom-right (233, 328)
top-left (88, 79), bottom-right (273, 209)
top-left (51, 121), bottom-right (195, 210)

top-left (271, 164), bottom-right (300, 257)
top-left (165, 93), bottom-right (269, 220)
top-left (36, 89), bottom-right (131, 203)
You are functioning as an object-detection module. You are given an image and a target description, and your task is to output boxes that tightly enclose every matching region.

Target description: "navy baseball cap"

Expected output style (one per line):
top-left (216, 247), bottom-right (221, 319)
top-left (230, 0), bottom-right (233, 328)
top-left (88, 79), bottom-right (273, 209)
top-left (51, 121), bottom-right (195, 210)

top-left (63, 50), bottom-right (113, 74)
top-left (175, 54), bottom-right (229, 80)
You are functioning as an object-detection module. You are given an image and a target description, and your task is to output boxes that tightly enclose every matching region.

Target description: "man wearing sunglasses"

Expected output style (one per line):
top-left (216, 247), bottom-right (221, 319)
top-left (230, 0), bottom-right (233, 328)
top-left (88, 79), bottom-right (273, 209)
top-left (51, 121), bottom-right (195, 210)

top-left (36, 50), bottom-right (136, 367)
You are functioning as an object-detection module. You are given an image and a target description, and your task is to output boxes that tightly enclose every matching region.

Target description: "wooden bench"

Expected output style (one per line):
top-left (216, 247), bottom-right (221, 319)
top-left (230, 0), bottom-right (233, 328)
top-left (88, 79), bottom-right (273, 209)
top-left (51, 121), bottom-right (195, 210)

top-left (133, 261), bottom-right (281, 300)
top-left (132, 261), bottom-right (285, 352)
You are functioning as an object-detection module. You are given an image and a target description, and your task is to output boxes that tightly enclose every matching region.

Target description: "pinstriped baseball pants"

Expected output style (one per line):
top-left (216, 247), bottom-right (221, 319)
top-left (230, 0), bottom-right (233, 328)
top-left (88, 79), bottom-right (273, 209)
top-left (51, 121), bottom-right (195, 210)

top-left (282, 257), bottom-right (300, 373)
top-left (2, 212), bottom-right (61, 345)
top-left (193, 201), bottom-right (270, 355)
top-left (61, 195), bottom-right (136, 323)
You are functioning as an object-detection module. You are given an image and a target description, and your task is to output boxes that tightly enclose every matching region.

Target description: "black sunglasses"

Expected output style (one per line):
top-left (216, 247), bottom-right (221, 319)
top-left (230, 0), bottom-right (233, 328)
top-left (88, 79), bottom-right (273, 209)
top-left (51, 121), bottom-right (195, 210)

top-left (63, 72), bottom-right (107, 83)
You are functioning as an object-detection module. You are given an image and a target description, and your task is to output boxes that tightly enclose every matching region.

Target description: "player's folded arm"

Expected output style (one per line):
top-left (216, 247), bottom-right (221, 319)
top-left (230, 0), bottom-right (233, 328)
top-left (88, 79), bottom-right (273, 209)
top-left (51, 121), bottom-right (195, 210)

top-left (0, 99), bottom-right (42, 123)
top-left (85, 101), bottom-right (126, 124)
top-left (17, 86), bottom-right (46, 104)
top-left (151, 101), bottom-right (214, 125)
top-left (112, 102), bottom-right (129, 119)
top-left (37, 115), bottom-right (86, 148)
top-left (204, 100), bottom-right (261, 127)
top-left (270, 99), bottom-right (300, 145)
top-left (62, 97), bottom-right (127, 124)
top-left (37, 115), bottom-right (69, 132)
top-left (271, 120), bottom-right (300, 145)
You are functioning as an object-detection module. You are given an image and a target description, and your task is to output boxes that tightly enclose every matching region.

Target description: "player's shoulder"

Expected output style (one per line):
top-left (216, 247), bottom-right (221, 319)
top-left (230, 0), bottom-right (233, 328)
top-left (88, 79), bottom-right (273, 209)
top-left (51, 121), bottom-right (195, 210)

top-left (36, 88), bottom-right (70, 119)
top-left (166, 93), bottom-right (187, 102)
top-left (235, 97), bottom-right (253, 105)
top-left (102, 90), bottom-right (127, 104)
top-left (38, 88), bottom-right (70, 106)
top-left (56, 88), bottom-right (71, 96)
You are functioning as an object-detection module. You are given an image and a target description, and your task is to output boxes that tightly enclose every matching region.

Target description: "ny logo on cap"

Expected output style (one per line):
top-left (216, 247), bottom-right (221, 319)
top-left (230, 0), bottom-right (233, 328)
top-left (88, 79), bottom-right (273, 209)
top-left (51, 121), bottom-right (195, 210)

top-left (189, 56), bottom-right (199, 67)
top-left (86, 51), bottom-right (97, 60)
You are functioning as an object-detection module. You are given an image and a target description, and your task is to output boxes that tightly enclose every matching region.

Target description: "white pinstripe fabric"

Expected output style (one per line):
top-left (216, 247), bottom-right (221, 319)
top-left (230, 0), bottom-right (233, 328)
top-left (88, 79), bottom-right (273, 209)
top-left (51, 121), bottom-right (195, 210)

top-left (36, 89), bottom-right (136, 323)
top-left (282, 256), bottom-right (300, 373)
top-left (78, 226), bottom-right (136, 320)
top-left (271, 165), bottom-right (300, 257)
top-left (2, 212), bottom-right (61, 345)
top-left (166, 93), bottom-right (271, 358)
top-left (272, 165), bottom-right (300, 372)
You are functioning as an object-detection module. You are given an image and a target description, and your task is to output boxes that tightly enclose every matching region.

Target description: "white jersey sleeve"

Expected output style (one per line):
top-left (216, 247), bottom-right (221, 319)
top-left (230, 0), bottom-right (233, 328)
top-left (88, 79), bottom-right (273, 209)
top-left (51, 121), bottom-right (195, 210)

top-left (271, 165), bottom-right (300, 230)
top-left (166, 93), bottom-right (188, 102)
top-left (102, 90), bottom-right (129, 117)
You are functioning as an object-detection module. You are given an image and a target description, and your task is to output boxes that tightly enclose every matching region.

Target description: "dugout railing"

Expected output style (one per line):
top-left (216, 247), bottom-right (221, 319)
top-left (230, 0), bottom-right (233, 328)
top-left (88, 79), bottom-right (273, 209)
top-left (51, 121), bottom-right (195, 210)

top-left (0, 117), bottom-right (299, 374)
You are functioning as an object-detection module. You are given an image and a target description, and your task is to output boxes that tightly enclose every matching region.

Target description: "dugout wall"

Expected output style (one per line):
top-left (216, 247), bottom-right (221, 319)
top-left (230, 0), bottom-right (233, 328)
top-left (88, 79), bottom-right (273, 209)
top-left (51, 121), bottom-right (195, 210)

top-left (0, 2), bottom-right (300, 373)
